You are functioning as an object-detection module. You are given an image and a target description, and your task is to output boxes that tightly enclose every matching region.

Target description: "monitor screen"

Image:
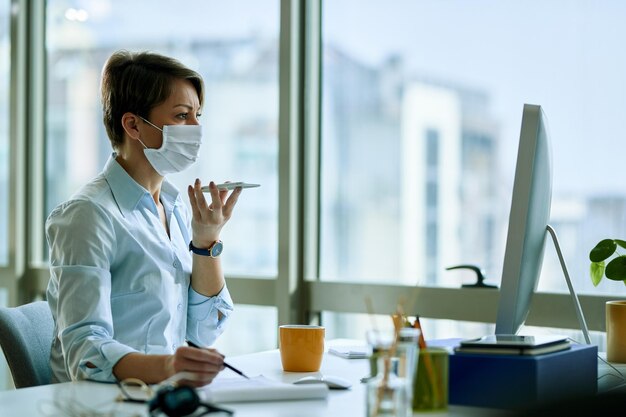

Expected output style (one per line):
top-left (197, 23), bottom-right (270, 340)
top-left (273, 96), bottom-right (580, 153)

top-left (495, 104), bottom-right (552, 335)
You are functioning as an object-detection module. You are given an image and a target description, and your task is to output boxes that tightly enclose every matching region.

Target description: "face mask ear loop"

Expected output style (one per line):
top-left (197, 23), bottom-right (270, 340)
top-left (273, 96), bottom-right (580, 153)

top-left (137, 138), bottom-right (149, 149)
top-left (137, 115), bottom-right (163, 151)
top-left (138, 115), bottom-right (163, 132)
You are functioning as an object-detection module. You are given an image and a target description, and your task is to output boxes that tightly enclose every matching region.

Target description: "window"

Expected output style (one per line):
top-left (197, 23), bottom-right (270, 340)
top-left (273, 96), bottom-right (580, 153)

top-left (45, 0), bottom-right (279, 276)
top-left (1, 1), bottom-right (619, 368)
top-left (320, 0), bottom-right (626, 297)
top-left (45, 0), bottom-right (280, 354)
top-left (315, 0), bottom-right (625, 344)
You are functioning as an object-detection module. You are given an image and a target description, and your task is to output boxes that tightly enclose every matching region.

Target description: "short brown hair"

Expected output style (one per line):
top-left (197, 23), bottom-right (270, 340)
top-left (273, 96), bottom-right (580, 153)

top-left (100, 50), bottom-right (204, 149)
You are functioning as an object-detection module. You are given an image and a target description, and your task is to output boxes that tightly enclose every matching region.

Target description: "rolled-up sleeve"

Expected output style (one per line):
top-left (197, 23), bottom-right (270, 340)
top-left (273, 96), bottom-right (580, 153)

top-left (47, 200), bottom-right (135, 382)
top-left (186, 285), bottom-right (234, 347)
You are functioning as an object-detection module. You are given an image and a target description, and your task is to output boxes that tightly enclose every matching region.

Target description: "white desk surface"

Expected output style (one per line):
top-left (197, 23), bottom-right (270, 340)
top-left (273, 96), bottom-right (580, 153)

top-left (0, 341), bottom-right (508, 417)
top-left (597, 352), bottom-right (626, 393)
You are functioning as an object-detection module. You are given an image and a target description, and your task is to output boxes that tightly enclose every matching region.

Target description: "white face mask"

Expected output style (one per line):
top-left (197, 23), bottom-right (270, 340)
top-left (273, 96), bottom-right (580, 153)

top-left (138, 117), bottom-right (203, 176)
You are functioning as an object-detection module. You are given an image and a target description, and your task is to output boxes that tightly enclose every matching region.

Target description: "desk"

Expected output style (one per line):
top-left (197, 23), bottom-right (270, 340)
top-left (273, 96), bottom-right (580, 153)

top-left (598, 352), bottom-right (626, 393)
top-left (0, 347), bottom-right (507, 417)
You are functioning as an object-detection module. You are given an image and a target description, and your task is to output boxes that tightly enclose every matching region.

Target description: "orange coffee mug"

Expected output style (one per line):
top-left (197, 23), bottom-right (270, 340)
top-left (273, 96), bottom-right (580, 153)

top-left (607, 301), bottom-right (626, 363)
top-left (279, 325), bottom-right (325, 372)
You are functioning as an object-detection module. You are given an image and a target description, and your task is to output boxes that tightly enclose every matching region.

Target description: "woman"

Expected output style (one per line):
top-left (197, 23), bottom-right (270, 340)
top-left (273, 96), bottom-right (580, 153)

top-left (46, 50), bottom-right (241, 386)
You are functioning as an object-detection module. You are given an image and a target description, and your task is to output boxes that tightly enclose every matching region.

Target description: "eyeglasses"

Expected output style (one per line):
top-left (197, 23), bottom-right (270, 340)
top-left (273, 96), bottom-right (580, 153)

top-left (117, 377), bottom-right (233, 416)
top-left (117, 378), bottom-right (154, 404)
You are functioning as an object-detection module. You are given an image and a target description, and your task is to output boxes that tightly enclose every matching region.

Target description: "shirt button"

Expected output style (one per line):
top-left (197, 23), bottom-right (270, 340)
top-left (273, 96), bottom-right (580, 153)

top-left (177, 303), bottom-right (183, 311)
top-left (173, 260), bottom-right (179, 268)
top-left (172, 343), bottom-right (177, 350)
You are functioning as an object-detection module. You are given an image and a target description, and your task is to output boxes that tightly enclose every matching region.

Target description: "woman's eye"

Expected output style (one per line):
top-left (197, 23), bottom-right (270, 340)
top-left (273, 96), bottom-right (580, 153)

top-left (177, 113), bottom-right (188, 120)
top-left (196, 113), bottom-right (202, 119)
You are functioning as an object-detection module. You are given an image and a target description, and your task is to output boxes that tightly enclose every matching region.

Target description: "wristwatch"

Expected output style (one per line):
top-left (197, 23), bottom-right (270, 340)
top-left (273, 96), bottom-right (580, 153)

top-left (189, 240), bottom-right (223, 258)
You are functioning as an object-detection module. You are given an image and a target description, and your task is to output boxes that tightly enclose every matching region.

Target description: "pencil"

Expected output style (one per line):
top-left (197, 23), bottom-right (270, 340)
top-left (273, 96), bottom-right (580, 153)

top-left (186, 340), bottom-right (250, 379)
top-left (413, 316), bottom-right (442, 406)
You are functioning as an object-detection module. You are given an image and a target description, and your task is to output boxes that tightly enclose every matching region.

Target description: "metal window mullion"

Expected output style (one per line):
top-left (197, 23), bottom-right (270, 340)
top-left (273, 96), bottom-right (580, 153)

top-left (3, 0), bottom-right (29, 306)
top-left (302, 0), bottom-right (321, 284)
top-left (3, 0), bottom-right (43, 305)
top-left (276, 0), bottom-right (306, 325)
top-left (20, 0), bottom-right (46, 302)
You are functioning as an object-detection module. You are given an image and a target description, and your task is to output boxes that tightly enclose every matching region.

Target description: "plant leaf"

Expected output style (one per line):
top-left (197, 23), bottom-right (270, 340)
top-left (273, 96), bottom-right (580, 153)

top-left (605, 256), bottom-right (626, 280)
top-left (590, 239), bottom-right (617, 262)
top-left (616, 239), bottom-right (626, 250)
top-left (590, 261), bottom-right (605, 286)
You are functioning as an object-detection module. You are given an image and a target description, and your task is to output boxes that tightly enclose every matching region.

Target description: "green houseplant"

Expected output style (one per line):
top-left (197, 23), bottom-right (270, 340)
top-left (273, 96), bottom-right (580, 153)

top-left (590, 239), bottom-right (626, 363)
top-left (589, 239), bottom-right (626, 286)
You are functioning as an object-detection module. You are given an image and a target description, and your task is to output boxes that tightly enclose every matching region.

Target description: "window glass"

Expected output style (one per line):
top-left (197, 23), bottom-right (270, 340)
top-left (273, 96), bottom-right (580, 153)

top-left (45, 0), bottom-right (279, 276)
top-left (320, 1), bottom-right (626, 297)
top-left (45, 0), bottom-right (278, 357)
top-left (212, 305), bottom-right (277, 355)
top-left (0, 1), bottom-right (9, 265)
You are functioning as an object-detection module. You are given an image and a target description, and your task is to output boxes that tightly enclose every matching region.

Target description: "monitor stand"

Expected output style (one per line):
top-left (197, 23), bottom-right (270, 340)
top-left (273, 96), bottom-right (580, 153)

top-left (546, 225), bottom-right (592, 344)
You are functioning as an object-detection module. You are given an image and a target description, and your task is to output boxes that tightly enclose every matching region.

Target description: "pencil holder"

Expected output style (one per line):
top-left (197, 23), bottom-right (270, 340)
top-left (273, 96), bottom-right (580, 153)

top-left (365, 328), bottom-right (420, 417)
top-left (412, 347), bottom-right (448, 412)
top-left (366, 355), bottom-right (409, 417)
top-left (366, 328), bottom-right (420, 385)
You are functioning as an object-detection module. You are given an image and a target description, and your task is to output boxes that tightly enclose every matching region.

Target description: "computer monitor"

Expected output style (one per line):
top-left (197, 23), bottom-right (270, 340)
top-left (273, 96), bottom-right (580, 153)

top-left (495, 104), bottom-right (552, 335)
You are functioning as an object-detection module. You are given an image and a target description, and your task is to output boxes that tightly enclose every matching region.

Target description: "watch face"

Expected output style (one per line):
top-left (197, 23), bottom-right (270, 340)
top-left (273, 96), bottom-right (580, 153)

top-left (210, 241), bottom-right (224, 257)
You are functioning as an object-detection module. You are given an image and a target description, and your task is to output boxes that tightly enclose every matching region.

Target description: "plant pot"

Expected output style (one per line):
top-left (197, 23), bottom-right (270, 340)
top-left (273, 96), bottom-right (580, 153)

top-left (606, 300), bottom-right (626, 363)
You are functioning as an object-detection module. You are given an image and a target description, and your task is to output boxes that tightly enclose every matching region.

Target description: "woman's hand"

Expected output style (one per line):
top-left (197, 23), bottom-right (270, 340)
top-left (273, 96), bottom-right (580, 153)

top-left (187, 179), bottom-right (241, 247)
top-left (164, 346), bottom-right (225, 387)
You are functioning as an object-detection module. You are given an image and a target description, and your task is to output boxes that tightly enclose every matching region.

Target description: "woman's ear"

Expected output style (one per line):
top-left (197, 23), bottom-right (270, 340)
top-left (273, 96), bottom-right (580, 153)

top-left (121, 112), bottom-right (141, 140)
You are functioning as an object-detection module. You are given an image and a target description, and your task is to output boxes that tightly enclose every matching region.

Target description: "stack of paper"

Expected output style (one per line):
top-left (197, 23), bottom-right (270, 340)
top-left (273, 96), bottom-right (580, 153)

top-left (328, 345), bottom-right (370, 359)
top-left (198, 375), bottom-right (329, 403)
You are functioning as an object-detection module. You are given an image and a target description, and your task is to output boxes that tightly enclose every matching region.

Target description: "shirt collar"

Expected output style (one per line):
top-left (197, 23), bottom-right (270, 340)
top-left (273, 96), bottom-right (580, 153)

top-left (103, 153), bottom-right (183, 216)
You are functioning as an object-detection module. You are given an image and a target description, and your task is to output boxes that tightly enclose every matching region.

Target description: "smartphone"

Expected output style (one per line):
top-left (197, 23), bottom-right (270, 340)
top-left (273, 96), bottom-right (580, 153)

top-left (201, 182), bottom-right (260, 192)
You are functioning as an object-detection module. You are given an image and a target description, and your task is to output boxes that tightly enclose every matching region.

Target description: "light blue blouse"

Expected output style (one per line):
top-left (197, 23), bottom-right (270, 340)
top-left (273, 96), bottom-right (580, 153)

top-left (46, 155), bottom-right (233, 383)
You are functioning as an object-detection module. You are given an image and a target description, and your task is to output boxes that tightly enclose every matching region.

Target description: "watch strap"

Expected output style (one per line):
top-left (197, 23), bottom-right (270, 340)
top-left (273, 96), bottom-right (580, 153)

top-left (189, 240), bottom-right (222, 257)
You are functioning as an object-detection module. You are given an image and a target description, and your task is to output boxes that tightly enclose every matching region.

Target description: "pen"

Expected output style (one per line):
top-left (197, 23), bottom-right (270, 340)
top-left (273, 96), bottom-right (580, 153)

top-left (186, 340), bottom-right (250, 379)
top-left (223, 362), bottom-right (250, 379)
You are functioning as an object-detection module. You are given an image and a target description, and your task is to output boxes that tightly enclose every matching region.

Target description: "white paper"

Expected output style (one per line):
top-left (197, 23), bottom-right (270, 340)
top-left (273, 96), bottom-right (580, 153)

top-left (328, 345), bottom-right (370, 359)
top-left (198, 375), bottom-right (329, 403)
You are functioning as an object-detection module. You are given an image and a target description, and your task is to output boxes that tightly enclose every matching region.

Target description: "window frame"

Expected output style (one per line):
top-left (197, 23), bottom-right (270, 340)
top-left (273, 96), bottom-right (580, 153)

top-left (4, 0), bottom-right (618, 339)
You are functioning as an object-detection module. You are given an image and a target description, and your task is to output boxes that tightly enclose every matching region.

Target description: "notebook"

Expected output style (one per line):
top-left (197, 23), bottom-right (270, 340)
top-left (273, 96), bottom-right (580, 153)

top-left (198, 375), bottom-right (329, 403)
top-left (454, 334), bottom-right (571, 356)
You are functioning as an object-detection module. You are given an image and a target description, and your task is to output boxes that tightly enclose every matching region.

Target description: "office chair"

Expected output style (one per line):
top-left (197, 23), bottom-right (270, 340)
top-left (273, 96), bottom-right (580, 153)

top-left (0, 300), bottom-right (54, 388)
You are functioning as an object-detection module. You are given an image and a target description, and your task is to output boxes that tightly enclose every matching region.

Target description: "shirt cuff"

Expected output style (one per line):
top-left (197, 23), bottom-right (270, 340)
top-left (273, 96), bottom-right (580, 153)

top-left (188, 284), bottom-right (234, 321)
top-left (76, 342), bottom-right (138, 383)
top-left (187, 285), bottom-right (234, 346)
